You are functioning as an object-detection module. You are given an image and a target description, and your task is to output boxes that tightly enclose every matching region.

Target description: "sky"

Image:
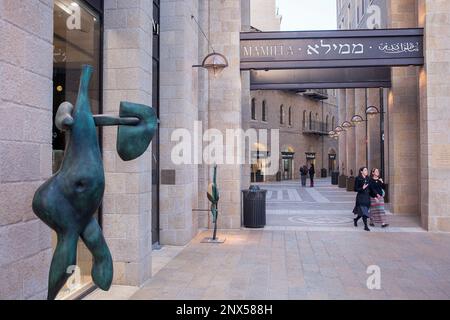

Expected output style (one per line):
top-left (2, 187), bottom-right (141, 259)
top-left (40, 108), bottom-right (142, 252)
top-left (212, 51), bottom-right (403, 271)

top-left (276, 0), bottom-right (337, 31)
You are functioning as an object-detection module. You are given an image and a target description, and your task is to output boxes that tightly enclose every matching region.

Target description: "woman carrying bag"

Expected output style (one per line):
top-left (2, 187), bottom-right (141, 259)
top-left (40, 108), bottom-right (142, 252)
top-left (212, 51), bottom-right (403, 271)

top-left (353, 167), bottom-right (371, 232)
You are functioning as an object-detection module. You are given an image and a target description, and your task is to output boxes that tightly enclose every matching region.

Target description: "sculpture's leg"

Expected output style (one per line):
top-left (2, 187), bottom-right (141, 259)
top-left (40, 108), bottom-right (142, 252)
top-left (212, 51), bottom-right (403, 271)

top-left (212, 204), bottom-right (218, 241)
top-left (47, 232), bottom-right (79, 300)
top-left (80, 218), bottom-right (113, 291)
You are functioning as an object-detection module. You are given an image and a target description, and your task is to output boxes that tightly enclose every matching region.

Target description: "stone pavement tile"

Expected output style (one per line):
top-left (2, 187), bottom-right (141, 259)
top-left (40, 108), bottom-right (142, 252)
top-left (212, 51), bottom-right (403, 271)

top-left (129, 229), bottom-right (450, 300)
top-left (188, 273), bottom-right (217, 290)
top-left (345, 286), bottom-right (374, 299)
top-left (302, 263), bottom-right (320, 273)
top-left (307, 289), bottom-right (329, 300)
top-left (319, 267), bottom-right (340, 279)
top-left (177, 287), bottom-right (207, 300)
top-left (288, 287), bottom-right (309, 299)
top-left (131, 285), bottom-right (182, 300)
top-left (245, 286), bottom-right (269, 300)
top-left (202, 286), bottom-right (230, 300)
top-left (153, 268), bottom-right (196, 283)
top-left (420, 287), bottom-right (450, 300)
top-left (268, 288), bottom-right (289, 300)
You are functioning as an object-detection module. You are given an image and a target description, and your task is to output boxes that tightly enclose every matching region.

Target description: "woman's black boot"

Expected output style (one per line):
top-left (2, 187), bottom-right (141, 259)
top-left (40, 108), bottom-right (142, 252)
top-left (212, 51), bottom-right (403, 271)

top-left (363, 217), bottom-right (370, 232)
top-left (354, 216), bottom-right (360, 227)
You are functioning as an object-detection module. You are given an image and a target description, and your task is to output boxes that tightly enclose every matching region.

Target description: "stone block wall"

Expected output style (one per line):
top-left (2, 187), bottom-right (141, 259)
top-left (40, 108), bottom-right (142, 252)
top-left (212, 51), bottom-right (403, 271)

top-left (388, 0), bottom-right (420, 215)
top-left (419, 0), bottom-right (450, 231)
top-left (208, 0), bottom-right (243, 229)
top-left (0, 0), bottom-right (54, 300)
top-left (102, 0), bottom-right (153, 286)
top-left (159, 0), bottom-right (199, 245)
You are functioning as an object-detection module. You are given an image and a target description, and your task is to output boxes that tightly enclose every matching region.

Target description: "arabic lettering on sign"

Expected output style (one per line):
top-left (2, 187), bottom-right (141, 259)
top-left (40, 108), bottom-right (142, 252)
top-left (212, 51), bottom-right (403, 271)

top-left (378, 42), bottom-right (420, 54)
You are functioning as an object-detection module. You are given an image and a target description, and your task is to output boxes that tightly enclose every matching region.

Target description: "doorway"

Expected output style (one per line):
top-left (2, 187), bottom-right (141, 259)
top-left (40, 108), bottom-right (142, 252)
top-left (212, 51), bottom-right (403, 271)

top-left (282, 152), bottom-right (295, 180)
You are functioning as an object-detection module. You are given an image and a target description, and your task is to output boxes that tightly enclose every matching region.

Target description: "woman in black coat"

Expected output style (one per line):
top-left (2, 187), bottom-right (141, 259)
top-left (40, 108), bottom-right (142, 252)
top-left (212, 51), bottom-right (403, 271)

top-left (353, 167), bottom-right (371, 231)
top-left (309, 164), bottom-right (315, 187)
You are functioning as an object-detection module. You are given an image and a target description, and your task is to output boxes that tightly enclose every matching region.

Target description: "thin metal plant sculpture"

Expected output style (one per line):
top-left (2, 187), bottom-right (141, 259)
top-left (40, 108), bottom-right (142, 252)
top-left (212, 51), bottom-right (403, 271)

top-left (207, 165), bottom-right (220, 241)
top-left (32, 65), bottom-right (158, 300)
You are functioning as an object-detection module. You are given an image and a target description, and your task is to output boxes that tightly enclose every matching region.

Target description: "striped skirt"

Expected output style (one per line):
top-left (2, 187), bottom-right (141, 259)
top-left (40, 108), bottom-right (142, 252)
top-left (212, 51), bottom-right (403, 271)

top-left (370, 197), bottom-right (387, 224)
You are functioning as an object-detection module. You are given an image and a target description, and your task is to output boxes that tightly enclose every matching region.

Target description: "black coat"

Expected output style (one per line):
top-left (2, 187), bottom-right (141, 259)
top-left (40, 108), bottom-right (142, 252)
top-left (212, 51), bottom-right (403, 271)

top-left (369, 178), bottom-right (385, 198)
top-left (300, 167), bottom-right (307, 176)
top-left (309, 167), bottom-right (315, 178)
top-left (354, 176), bottom-right (371, 208)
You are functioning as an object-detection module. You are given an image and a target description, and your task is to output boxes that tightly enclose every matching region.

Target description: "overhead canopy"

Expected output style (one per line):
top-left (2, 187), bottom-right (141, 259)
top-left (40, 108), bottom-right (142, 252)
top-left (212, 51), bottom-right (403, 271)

top-left (240, 28), bottom-right (424, 70)
top-left (250, 67), bottom-right (392, 90)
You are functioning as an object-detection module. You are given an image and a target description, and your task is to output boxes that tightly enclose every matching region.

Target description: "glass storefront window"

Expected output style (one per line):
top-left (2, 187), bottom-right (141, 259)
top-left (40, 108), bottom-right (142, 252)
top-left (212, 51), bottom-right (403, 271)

top-left (52, 0), bottom-right (102, 300)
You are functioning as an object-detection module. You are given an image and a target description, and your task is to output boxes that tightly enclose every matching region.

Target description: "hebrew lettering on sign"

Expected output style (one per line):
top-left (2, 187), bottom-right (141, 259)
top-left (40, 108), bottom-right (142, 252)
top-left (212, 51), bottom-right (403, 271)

top-left (352, 43), bottom-right (364, 54)
top-left (307, 44), bottom-right (320, 55)
top-left (320, 40), bottom-right (332, 54)
top-left (307, 41), bottom-right (364, 56)
top-left (339, 44), bottom-right (351, 55)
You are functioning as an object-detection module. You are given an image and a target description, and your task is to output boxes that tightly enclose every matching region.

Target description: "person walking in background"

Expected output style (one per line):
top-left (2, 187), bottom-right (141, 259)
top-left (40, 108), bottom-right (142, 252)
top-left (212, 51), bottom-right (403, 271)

top-left (353, 167), bottom-right (371, 232)
top-left (300, 165), bottom-right (308, 187)
top-left (309, 164), bottom-right (315, 187)
top-left (369, 168), bottom-right (389, 228)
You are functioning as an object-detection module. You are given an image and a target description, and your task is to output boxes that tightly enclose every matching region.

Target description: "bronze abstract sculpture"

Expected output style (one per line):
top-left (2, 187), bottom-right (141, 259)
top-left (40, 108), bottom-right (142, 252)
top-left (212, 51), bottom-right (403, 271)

top-left (32, 65), bottom-right (158, 300)
top-left (206, 165), bottom-right (220, 241)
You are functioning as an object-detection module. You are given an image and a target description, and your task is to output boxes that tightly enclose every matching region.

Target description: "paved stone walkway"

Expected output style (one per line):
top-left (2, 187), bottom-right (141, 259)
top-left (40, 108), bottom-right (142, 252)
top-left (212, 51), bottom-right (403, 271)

top-left (127, 179), bottom-right (450, 300)
top-left (131, 229), bottom-right (450, 300)
top-left (262, 179), bottom-right (421, 232)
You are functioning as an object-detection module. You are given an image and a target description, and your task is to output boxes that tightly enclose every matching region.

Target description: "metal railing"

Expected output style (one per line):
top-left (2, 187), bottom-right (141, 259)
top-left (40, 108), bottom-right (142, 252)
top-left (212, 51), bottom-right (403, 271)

top-left (302, 121), bottom-right (330, 135)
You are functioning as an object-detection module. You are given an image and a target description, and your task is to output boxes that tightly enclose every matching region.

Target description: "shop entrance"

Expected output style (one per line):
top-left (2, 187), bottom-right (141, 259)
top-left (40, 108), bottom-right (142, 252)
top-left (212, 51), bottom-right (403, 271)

top-left (281, 152), bottom-right (295, 180)
top-left (52, 0), bottom-right (103, 300)
top-left (328, 151), bottom-right (337, 174)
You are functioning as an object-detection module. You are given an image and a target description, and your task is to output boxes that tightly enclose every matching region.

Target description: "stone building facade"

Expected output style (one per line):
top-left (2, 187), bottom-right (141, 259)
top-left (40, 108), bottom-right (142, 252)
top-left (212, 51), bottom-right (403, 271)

top-left (248, 1), bottom-right (338, 183)
top-left (0, 0), bottom-right (247, 299)
top-left (336, 0), bottom-right (450, 231)
top-left (249, 90), bottom-right (339, 181)
top-left (1, 0), bottom-right (450, 300)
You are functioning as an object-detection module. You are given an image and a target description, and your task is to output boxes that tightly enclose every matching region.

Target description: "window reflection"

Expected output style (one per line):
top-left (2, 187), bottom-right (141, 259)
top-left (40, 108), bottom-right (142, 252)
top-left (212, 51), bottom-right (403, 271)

top-left (52, 0), bottom-right (101, 300)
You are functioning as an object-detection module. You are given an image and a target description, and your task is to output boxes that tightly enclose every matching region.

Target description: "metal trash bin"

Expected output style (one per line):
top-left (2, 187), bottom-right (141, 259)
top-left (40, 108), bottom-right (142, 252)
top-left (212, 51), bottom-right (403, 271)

top-left (276, 171), bottom-right (281, 181)
top-left (346, 176), bottom-right (356, 192)
top-left (242, 186), bottom-right (267, 228)
top-left (338, 175), bottom-right (347, 188)
top-left (331, 171), bottom-right (339, 185)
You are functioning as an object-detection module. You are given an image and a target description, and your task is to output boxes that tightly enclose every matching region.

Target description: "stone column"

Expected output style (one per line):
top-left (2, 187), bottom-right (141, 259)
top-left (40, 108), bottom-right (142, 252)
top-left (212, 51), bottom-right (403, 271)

top-left (345, 89), bottom-right (356, 176)
top-left (354, 89), bottom-right (367, 169)
top-left (0, 0), bottom-right (54, 299)
top-left (419, 0), bottom-right (450, 231)
top-left (208, 0), bottom-right (242, 229)
top-left (103, 0), bottom-right (153, 285)
top-left (197, 0), bottom-right (211, 229)
top-left (159, 0), bottom-right (199, 245)
top-left (367, 88), bottom-right (381, 171)
top-left (241, 0), bottom-right (251, 192)
top-left (337, 89), bottom-right (347, 175)
top-left (387, 0), bottom-right (420, 215)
